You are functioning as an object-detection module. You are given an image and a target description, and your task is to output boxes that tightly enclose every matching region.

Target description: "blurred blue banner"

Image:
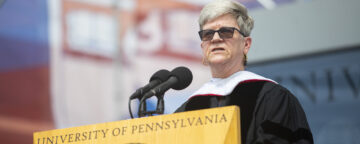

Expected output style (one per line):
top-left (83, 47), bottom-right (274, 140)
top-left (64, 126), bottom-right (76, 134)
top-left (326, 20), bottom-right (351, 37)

top-left (0, 0), bottom-right (49, 71)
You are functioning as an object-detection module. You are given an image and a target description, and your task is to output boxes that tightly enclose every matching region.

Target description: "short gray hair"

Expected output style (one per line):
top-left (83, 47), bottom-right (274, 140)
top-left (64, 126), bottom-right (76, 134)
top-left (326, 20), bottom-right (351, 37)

top-left (199, 0), bottom-right (254, 37)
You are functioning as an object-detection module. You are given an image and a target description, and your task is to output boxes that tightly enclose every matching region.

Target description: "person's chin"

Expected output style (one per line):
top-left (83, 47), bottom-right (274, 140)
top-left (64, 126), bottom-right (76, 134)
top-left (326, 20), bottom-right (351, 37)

top-left (208, 57), bottom-right (228, 65)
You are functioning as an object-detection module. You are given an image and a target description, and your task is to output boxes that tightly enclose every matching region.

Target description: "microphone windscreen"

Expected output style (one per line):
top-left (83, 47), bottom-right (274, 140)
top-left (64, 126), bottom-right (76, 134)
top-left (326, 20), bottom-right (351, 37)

top-left (149, 69), bottom-right (171, 82)
top-left (170, 66), bottom-right (193, 90)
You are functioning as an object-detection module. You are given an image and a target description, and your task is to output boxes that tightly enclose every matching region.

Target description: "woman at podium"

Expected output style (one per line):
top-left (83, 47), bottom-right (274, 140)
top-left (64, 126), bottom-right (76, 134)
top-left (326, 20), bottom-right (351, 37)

top-left (175, 0), bottom-right (313, 143)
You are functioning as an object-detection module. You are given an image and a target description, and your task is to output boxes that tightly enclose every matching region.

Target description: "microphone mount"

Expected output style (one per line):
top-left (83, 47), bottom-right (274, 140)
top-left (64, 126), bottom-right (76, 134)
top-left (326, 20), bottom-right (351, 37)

top-left (138, 91), bottom-right (165, 117)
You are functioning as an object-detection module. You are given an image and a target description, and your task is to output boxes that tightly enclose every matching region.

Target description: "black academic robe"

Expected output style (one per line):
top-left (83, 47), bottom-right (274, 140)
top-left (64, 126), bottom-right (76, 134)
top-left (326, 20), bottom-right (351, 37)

top-left (175, 81), bottom-right (313, 144)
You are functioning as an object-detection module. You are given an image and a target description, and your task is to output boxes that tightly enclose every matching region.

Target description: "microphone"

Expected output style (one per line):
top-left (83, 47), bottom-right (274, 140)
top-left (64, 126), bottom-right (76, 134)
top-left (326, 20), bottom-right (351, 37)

top-left (141, 66), bottom-right (193, 100)
top-left (129, 69), bottom-right (171, 100)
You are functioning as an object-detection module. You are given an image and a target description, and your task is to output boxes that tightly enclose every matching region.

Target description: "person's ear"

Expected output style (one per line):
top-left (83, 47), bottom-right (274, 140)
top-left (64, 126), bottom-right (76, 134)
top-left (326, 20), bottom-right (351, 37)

top-left (243, 37), bottom-right (252, 55)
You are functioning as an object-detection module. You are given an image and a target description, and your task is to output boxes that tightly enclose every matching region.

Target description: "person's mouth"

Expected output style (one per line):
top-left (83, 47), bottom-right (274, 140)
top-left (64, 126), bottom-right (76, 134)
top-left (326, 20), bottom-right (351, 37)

top-left (211, 47), bottom-right (225, 52)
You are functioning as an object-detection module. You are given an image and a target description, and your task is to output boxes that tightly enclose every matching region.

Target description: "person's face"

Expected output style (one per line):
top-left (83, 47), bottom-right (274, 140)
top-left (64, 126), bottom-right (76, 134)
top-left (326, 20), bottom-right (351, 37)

top-left (200, 14), bottom-right (251, 69)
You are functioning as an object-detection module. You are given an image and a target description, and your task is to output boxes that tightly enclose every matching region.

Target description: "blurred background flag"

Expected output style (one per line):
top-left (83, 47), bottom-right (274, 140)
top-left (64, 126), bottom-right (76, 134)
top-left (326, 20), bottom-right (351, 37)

top-left (0, 0), bottom-right (52, 143)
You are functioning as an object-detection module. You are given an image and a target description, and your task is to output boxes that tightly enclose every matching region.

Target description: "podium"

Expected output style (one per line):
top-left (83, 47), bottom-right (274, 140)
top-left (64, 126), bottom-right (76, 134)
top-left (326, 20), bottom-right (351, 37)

top-left (34, 106), bottom-right (241, 144)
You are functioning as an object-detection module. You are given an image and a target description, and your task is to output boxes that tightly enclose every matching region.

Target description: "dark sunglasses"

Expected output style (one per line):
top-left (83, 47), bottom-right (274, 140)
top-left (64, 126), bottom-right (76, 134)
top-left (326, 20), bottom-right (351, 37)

top-left (198, 27), bottom-right (245, 41)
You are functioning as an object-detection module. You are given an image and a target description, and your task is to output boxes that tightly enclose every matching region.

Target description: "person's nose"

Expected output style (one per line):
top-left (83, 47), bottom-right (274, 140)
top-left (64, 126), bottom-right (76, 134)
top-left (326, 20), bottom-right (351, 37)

top-left (211, 32), bottom-right (223, 42)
